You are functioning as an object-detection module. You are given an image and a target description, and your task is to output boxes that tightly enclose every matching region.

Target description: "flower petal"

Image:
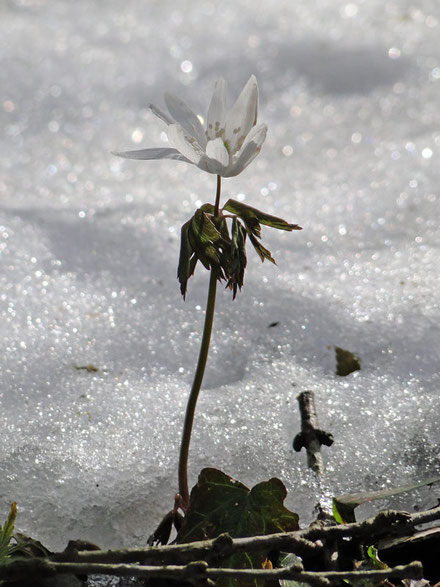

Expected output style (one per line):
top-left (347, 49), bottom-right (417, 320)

top-left (235, 122), bottom-right (267, 157)
top-left (149, 103), bottom-right (174, 126)
top-left (224, 75), bottom-right (258, 154)
top-left (206, 78), bottom-right (227, 140)
top-left (164, 93), bottom-right (207, 148)
top-left (197, 156), bottom-right (223, 175)
top-left (113, 147), bottom-right (191, 162)
top-left (205, 138), bottom-right (229, 168)
top-left (228, 123), bottom-right (267, 177)
top-left (166, 123), bottom-right (203, 164)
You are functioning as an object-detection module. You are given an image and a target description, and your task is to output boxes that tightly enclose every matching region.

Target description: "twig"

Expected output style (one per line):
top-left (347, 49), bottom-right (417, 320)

top-left (52, 532), bottom-right (317, 565)
top-left (50, 506), bottom-right (440, 569)
top-left (3, 507), bottom-right (436, 584)
top-left (211, 560), bottom-right (423, 585)
top-left (0, 558), bottom-right (423, 586)
top-left (293, 391), bottom-right (334, 474)
top-left (411, 504), bottom-right (440, 526)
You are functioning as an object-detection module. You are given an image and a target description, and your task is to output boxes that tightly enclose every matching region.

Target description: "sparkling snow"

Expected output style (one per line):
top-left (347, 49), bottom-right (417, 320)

top-left (1, 0), bottom-right (439, 549)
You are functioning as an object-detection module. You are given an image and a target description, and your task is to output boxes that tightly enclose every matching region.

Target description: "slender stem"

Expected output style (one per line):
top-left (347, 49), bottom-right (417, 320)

top-left (214, 174), bottom-right (221, 215)
top-left (178, 175), bottom-right (222, 507)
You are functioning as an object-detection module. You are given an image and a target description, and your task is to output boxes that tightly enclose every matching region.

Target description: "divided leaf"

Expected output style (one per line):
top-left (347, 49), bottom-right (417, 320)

top-left (189, 208), bottom-right (224, 267)
top-left (248, 233), bottom-right (276, 264)
top-left (178, 201), bottom-right (302, 298)
top-left (223, 199), bottom-right (301, 265)
top-left (178, 209), bottom-right (227, 298)
top-left (223, 199), bottom-right (302, 234)
top-left (226, 218), bottom-right (247, 299)
top-left (177, 468), bottom-right (299, 586)
top-left (177, 220), bottom-right (193, 299)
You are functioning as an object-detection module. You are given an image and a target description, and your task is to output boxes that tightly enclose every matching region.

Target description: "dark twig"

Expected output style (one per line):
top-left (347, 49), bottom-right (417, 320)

top-left (293, 391), bottom-right (334, 474)
top-left (0, 558), bottom-right (423, 586)
top-left (49, 507), bottom-right (440, 570)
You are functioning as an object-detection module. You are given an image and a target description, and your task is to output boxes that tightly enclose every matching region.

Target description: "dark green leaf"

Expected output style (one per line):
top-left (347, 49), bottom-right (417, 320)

top-left (249, 233), bottom-right (276, 264)
top-left (191, 209), bottom-right (223, 246)
top-left (223, 199), bottom-right (262, 238)
top-left (223, 201), bottom-right (279, 264)
top-left (177, 220), bottom-right (194, 299)
top-left (199, 203), bottom-right (215, 215)
top-left (188, 209), bottom-right (225, 271)
top-left (223, 199), bottom-right (302, 232)
top-left (333, 475), bottom-right (440, 524)
top-left (226, 218), bottom-right (247, 299)
top-left (177, 468), bottom-right (299, 587)
top-left (179, 208), bottom-right (230, 297)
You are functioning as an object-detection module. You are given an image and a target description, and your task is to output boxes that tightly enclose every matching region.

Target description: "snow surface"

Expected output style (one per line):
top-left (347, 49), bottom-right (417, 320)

top-left (1, 0), bottom-right (439, 550)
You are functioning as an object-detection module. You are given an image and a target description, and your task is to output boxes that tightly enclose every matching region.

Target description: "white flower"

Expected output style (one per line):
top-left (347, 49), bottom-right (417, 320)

top-left (115, 75), bottom-right (267, 177)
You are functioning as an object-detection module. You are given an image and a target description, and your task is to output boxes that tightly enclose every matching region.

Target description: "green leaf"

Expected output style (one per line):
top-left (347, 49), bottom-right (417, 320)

top-left (333, 475), bottom-right (440, 524)
top-left (199, 203), bottom-right (215, 215)
top-left (223, 200), bottom-right (288, 265)
top-left (226, 218), bottom-right (247, 299)
top-left (188, 209), bottom-right (225, 271)
top-left (179, 208), bottom-right (231, 297)
top-left (223, 199), bottom-right (301, 232)
top-left (366, 545), bottom-right (389, 569)
top-left (249, 233), bottom-right (276, 264)
top-left (191, 209), bottom-right (223, 246)
top-left (177, 220), bottom-right (194, 299)
top-left (177, 468), bottom-right (299, 587)
top-left (0, 503), bottom-right (17, 561)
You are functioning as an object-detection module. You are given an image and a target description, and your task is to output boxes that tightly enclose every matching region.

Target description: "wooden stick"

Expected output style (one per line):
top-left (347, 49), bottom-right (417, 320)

top-left (293, 391), bottom-right (334, 474)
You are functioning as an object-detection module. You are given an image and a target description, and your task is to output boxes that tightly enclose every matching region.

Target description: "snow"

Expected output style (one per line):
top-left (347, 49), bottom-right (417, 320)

top-left (1, 0), bottom-right (439, 550)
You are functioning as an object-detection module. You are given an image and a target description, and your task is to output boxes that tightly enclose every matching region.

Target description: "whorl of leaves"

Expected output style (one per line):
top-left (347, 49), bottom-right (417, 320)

top-left (178, 200), bottom-right (302, 299)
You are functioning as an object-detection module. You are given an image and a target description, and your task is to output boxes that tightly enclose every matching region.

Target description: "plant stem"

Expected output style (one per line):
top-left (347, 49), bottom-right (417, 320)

top-left (178, 175), bottom-right (222, 507)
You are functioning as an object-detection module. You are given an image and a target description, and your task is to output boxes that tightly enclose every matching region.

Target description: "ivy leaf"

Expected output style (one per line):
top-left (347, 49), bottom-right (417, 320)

top-left (177, 468), bottom-right (299, 587)
top-left (333, 475), bottom-right (440, 524)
